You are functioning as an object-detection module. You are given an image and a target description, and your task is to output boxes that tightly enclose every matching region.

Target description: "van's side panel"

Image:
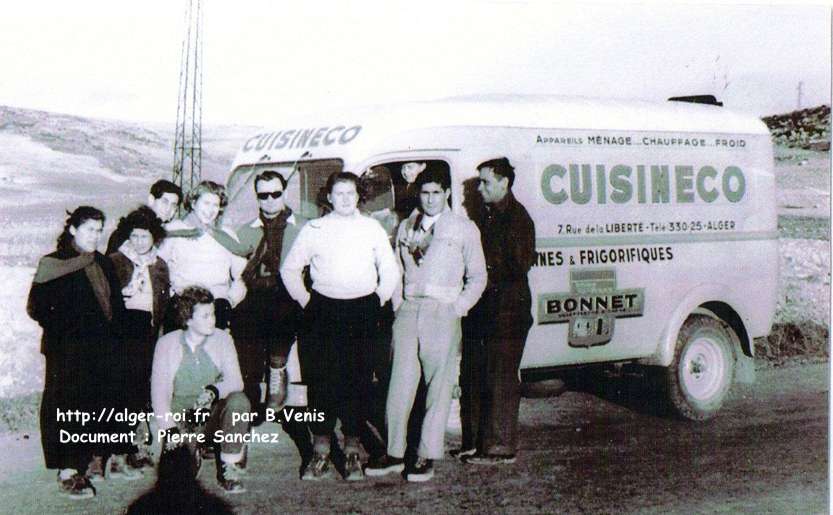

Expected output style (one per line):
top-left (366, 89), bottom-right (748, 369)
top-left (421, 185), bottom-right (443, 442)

top-left (446, 127), bottom-right (776, 371)
top-left (226, 99), bottom-right (777, 376)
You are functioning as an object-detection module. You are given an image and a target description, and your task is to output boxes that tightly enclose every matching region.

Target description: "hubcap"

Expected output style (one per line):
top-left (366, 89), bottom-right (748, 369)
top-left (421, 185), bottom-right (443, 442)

top-left (681, 336), bottom-right (726, 401)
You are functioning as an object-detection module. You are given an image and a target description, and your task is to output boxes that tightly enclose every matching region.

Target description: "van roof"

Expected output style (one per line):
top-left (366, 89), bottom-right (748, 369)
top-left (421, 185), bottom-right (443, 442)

top-left (383, 94), bottom-right (769, 133)
top-left (231, 95), bottom-right (771, 167)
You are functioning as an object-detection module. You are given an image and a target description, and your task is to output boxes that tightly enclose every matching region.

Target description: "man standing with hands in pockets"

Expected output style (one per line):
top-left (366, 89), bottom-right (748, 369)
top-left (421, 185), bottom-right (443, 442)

top-left (365, 163), bottom-right (486, 482)
top-left (457, 157), bottom-right (536, 465)
top-left (281, 171), bottom-right (400, 481)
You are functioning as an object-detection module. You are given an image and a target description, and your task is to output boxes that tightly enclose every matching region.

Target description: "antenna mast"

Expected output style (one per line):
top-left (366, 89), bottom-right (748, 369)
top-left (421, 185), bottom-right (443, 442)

top-left (172, 0), bottom-right (203, 196)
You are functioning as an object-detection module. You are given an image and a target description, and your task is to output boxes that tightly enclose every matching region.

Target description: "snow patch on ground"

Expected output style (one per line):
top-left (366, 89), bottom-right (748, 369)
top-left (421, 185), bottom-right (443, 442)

top-left (0, 266), bottom-right (43, 397)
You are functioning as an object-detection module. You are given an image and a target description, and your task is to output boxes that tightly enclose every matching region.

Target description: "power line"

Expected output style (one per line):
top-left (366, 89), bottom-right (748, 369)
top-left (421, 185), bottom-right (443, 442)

top-left (172, 0), bottom-right (203, 197)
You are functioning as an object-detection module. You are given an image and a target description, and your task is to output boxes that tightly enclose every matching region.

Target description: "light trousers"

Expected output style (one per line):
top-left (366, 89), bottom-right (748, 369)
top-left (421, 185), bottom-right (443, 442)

top-left (386, 298), bottom-right (460, 460)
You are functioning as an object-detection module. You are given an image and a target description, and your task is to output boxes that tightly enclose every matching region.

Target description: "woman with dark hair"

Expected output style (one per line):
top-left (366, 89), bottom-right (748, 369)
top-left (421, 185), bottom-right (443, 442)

top-left (158, 181), bottom-right (247, 332)
top-left (27, 206), bottom-right (130, 500)
top-left (109, 207), bottom-right (170, 468)
top-left (150, 286), bottom-right (250, 494)
top-left (281, 172), bottom-right (400, 481)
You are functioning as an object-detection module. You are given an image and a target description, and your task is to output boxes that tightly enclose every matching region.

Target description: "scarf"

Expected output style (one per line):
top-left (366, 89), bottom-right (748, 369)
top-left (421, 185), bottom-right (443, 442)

top-left (29, 248), bottom-right (112, 321)
top-left (32, 253), bottom-right (93, 284)
top-left (118, 241), bottom-right (158, 309)
top-left (242, 208), bottom-right (291, 289)
top-left (404, 213), bottom-right (436, 266)
top-left (166, 213), bottom-right (249, 256)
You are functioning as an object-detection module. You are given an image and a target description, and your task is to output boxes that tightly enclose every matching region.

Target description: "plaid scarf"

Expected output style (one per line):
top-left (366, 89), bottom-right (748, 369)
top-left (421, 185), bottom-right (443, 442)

top-left (242, 209), bottom-right (291, 289)
top-left (405, 213), bottom-right (435, 266)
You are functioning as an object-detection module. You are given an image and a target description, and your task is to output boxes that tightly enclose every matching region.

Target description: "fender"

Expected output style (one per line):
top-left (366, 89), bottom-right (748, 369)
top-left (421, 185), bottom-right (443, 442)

top-left (639, 283), bottom-right (753, 368)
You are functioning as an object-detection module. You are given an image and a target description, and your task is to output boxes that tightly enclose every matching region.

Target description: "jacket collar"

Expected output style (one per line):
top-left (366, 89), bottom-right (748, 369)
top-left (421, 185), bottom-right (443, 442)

top-left (118, 240), bottom-right (159, 267)
top-left (249, 211), bottom-right (296, 228)
top-left (488, 191), bottom-right (516, 215)
top-left (405, 208), bottom-right (449, 233)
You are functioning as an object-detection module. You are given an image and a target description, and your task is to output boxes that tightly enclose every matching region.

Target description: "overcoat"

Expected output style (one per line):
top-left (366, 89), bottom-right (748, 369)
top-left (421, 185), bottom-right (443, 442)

top-left (28, 248), bottom-right (128, 469)
top-left (468, 192), bottom-right (537, 339)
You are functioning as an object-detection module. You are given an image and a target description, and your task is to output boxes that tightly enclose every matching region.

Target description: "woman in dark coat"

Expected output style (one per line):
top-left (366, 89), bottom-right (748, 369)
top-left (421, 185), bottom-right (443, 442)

top-left (27, 206), bottom-right (128, 499)
top-left (108, 207), bottom-right (170, 467)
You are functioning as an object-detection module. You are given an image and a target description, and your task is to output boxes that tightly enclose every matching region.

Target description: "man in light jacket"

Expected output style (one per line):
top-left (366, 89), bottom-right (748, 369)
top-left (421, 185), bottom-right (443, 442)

top-left (365, 163), bottom-right (486, 482)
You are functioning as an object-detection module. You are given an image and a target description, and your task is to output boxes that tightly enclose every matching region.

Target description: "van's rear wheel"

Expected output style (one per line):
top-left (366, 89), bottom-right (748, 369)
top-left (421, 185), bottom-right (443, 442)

top-left (664, 315), bottom-right (735, 421)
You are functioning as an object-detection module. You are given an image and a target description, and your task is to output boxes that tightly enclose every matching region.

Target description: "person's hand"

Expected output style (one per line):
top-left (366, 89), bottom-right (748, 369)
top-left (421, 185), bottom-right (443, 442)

top-left (194, 386), bottom-right (218, 411)
top-left (121, 284), bottom-right (136, 299)
top-left (162, 427), bottom-right (181, 451)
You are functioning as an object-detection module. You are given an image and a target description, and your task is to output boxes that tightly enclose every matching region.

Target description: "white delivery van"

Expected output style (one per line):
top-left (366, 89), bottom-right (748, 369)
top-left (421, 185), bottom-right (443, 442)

top-left (224, 95), bottom-right (778, 421)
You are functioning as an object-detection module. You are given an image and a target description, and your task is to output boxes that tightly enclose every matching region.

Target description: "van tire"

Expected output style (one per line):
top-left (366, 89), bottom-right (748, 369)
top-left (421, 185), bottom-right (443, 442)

top-left (664, 315), bottom-right (735, 421)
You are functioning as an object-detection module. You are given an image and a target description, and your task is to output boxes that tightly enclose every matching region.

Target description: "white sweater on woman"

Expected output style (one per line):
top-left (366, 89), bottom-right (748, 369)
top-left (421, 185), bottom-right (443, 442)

top-left (280, 211), bottom-right (399, 307)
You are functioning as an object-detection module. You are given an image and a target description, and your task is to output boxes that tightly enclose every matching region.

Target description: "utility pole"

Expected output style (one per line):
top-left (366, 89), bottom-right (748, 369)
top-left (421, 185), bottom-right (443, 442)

top-left (172, 0), bottom-right (203, 198)
top-left (797, 81), bottom-right (804, 111)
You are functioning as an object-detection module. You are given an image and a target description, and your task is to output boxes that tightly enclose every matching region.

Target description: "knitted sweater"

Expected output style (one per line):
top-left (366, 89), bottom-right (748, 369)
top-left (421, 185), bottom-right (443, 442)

top-left (280, 211), bottom-right (399, 306)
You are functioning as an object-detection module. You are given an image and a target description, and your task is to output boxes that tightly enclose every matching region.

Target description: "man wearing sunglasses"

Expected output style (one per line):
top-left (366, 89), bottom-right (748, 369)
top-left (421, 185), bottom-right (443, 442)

top-left (233, 170), bottom-right (307, 424)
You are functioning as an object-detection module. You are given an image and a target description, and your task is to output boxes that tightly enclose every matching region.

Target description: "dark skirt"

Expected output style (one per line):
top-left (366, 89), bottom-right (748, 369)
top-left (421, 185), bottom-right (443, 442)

top-left (41, 342), bottom-right (132, 470)
top-left (118, 309), bottom-right (156, 412)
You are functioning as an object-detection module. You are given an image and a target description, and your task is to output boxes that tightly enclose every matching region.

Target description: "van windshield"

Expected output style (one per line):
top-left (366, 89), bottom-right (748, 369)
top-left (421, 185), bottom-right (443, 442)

top-left (224, 158), bottom-right (343, 226)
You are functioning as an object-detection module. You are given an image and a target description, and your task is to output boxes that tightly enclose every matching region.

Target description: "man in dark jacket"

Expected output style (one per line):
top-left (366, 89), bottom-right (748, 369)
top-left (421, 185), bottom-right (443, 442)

top-left (232, 170), bottom-right (306, 422)
top-left (458, 157), bottom-right (536, 465)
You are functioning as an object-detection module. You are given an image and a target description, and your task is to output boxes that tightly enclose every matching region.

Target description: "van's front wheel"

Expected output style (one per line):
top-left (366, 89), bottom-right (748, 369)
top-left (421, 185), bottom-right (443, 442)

top-left (664, 315), bottom-right (735, 421)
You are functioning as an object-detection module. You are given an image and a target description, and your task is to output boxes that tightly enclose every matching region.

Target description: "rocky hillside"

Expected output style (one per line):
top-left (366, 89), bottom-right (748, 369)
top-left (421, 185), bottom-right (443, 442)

top-left (762, 105), bottom-right (830, 150)
top-left (0, 105), bottom-right (258, 183)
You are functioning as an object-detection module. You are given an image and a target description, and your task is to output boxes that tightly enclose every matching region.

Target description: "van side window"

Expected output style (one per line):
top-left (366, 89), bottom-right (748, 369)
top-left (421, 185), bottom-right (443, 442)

top-left (362, 159), bottom-right (450, 243)
top-left (362, 165), bottom-right (394, 213)
top-left (296, 159), bottom-right (345, 218)
top-left (359, 164), bottom-right (397, 242)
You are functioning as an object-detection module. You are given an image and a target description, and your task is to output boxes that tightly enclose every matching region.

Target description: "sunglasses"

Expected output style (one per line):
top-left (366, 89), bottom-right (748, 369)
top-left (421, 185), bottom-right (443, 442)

top-left (256, 190), bottom-right (284, 200)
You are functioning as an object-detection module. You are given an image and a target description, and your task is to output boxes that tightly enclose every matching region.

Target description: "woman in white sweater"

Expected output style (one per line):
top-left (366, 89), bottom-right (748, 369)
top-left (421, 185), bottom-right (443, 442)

top-left (281, 171), bottom-right (399, 481)
top-left (158, 181), bottom-right (247, 331)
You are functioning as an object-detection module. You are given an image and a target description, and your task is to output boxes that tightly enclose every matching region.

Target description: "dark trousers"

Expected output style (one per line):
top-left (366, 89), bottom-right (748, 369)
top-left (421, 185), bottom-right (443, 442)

top-left (116, 309), bottom-right (157, 452)
top-left (357, 300), bottom-right (390, 459)
top-left (120, 309), bottom-right (156, 413)
top-left (460, 298), bottom-right (531, 456)
top-left (293, 300), bottom-right (422, 460)
top-left (279, 406), bottom-right (346, 477)
top-left (41, 356), bottom-right (94, 471)
top-left (41, 346), bottom-right (132, 470)
top-left (231, 288), bottom-right (298, 414)
top-left (300, 291), bottom-right (378, 438)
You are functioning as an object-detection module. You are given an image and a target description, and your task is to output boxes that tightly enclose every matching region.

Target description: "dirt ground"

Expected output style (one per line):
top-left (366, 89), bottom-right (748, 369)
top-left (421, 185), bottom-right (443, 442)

top-left (0, 361), bottom-right (826, 514)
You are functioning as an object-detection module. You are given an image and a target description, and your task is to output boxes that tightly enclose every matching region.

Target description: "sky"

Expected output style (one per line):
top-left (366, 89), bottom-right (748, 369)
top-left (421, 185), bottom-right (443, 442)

top-left (0, 1), bottom-right (829, 126)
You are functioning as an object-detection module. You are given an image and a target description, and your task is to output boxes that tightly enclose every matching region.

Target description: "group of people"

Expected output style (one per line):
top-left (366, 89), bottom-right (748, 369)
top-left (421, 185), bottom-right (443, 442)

top-left (27, 155), bottom-right (536, 500)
